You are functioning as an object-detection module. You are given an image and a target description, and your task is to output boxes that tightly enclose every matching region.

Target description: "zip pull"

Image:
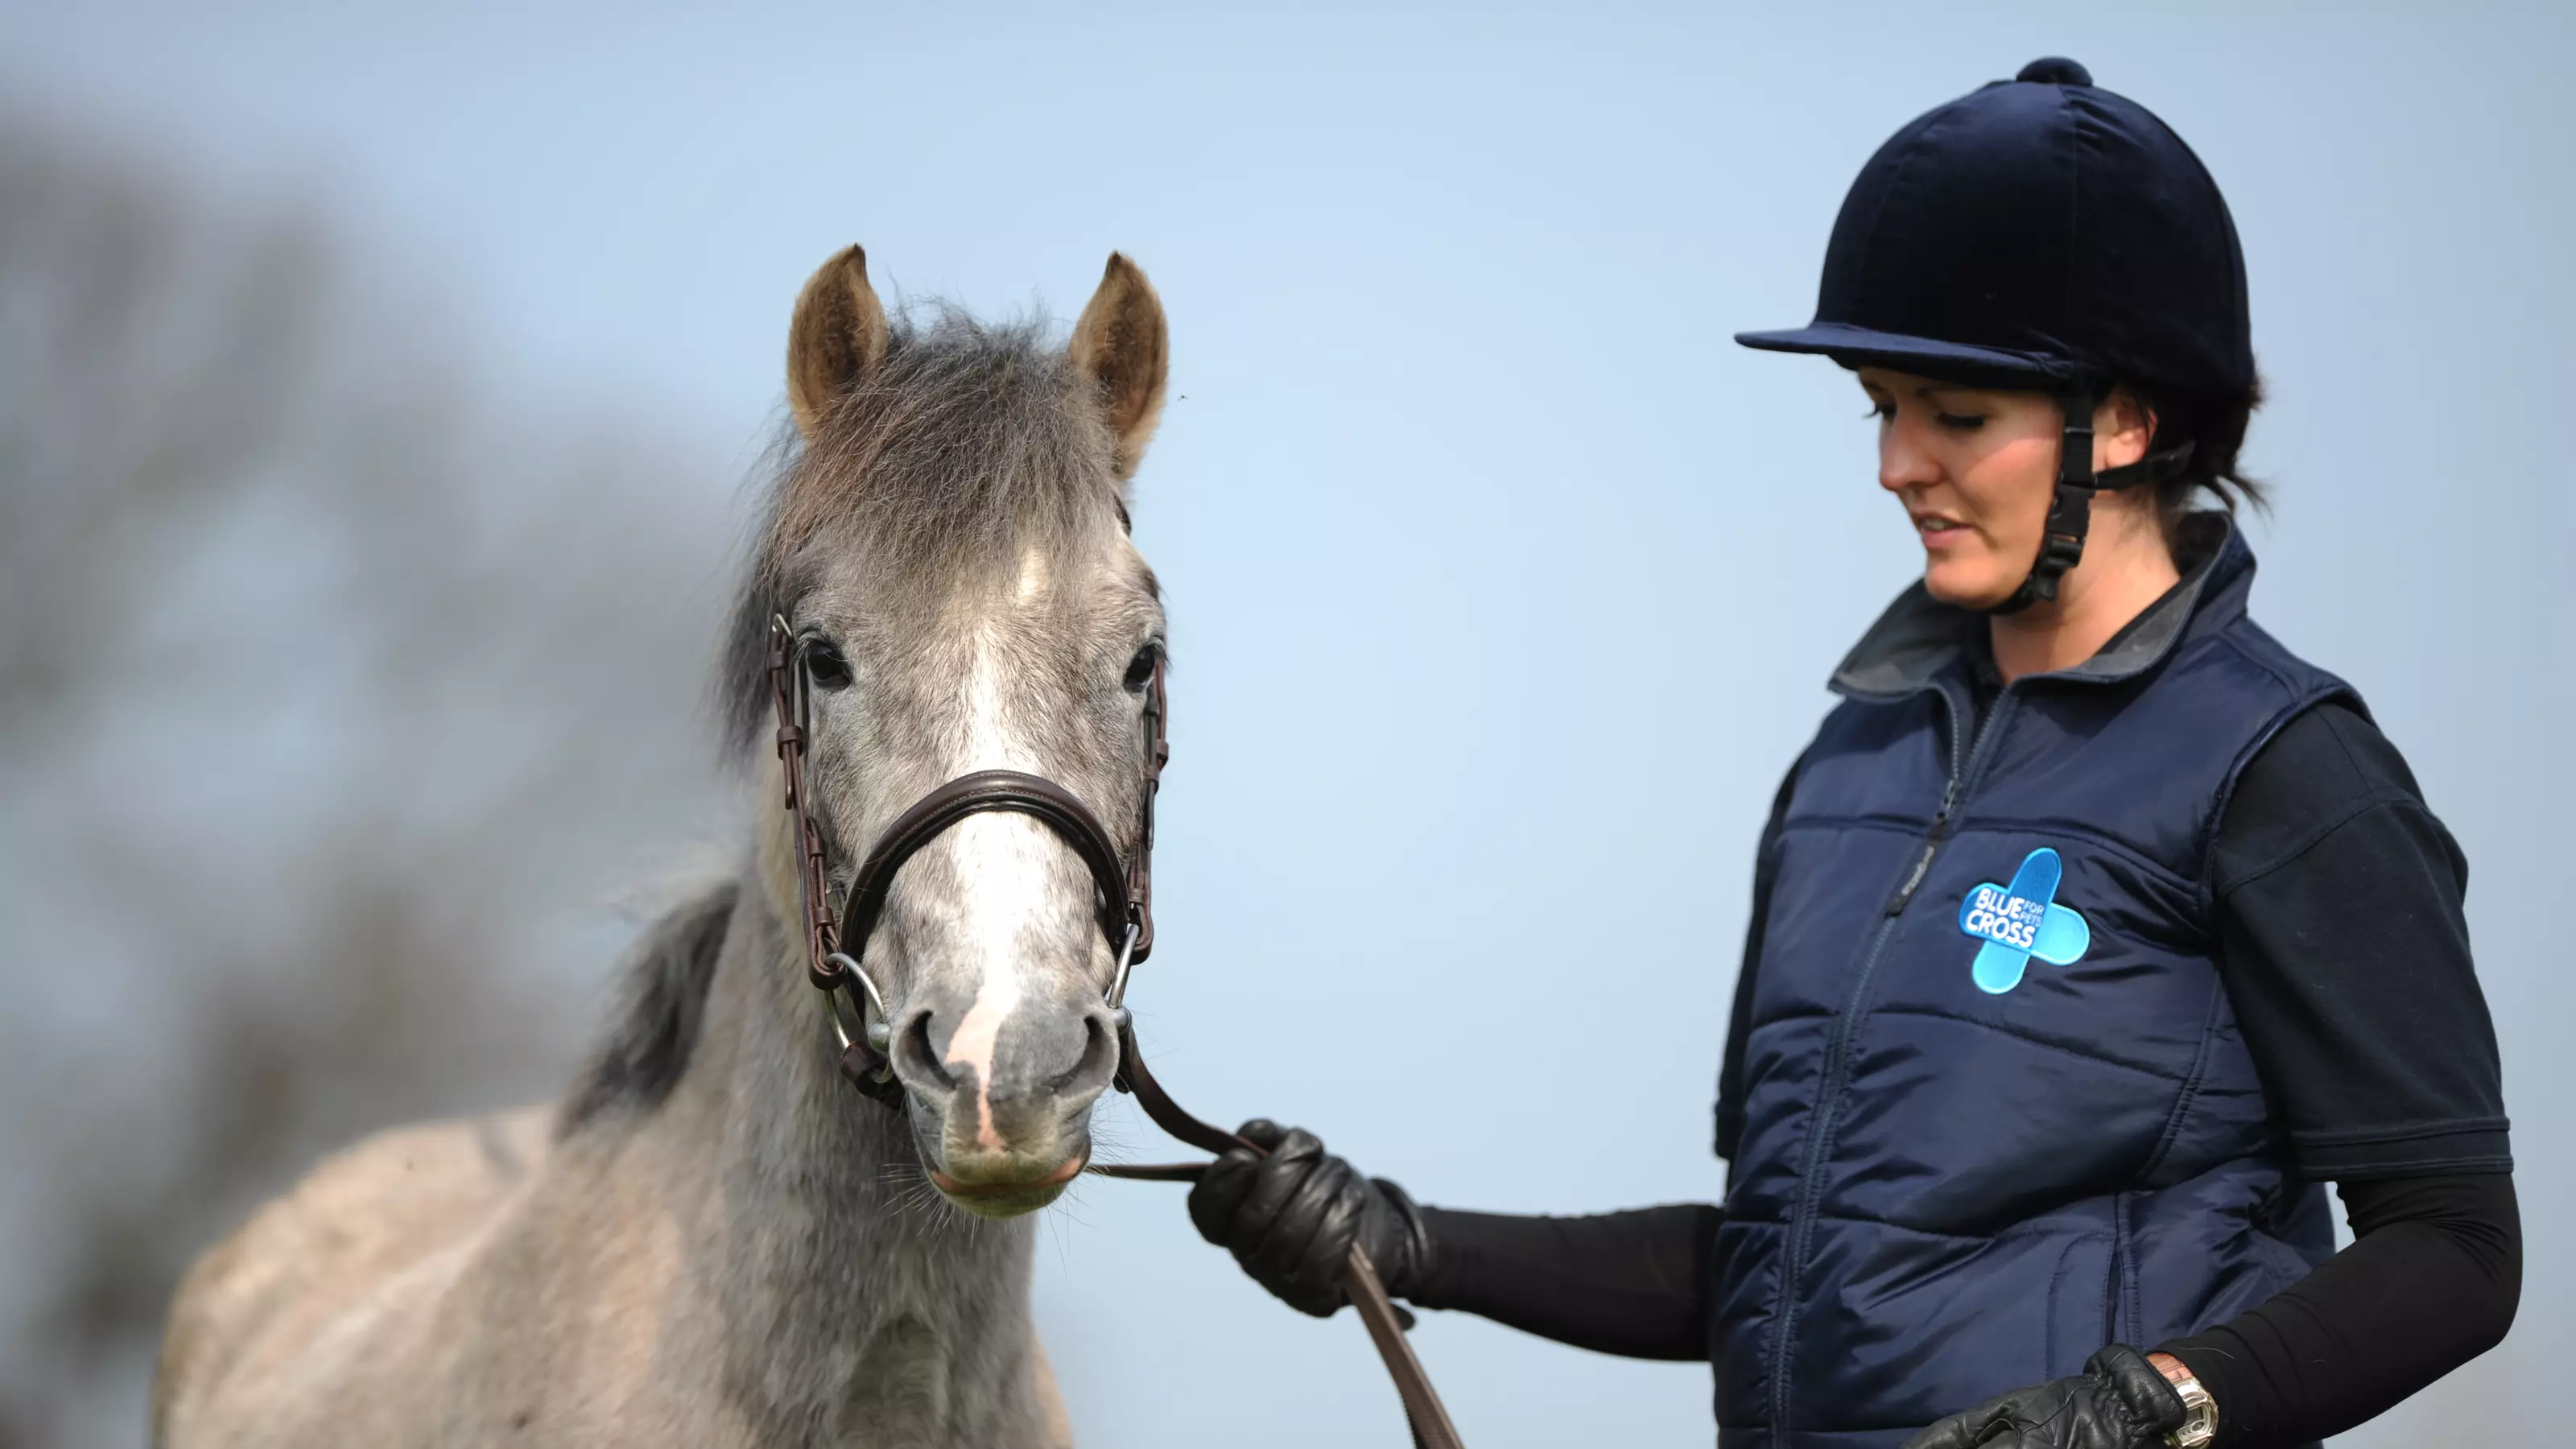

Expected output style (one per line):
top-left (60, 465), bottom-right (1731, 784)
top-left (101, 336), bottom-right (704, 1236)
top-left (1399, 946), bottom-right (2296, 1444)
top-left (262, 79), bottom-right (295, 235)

top-left (1883, 778), bottom-right (1963, 916)
top-left (1884, 840), bottom-right (1938, 916)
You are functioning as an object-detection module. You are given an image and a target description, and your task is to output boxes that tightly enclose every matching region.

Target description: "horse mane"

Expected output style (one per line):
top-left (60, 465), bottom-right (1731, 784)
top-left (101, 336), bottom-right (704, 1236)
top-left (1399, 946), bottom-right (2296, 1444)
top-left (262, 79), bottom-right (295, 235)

top-left (715, 306), bottom-right (1128, 760)
top-left (558, 877), bottom-right (738, 1135)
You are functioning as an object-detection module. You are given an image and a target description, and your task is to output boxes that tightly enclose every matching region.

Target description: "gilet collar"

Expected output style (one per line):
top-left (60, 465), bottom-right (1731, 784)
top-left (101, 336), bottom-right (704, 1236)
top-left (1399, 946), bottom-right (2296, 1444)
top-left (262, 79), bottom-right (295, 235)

top-left (1830, 513), bottom-right (2253, 700)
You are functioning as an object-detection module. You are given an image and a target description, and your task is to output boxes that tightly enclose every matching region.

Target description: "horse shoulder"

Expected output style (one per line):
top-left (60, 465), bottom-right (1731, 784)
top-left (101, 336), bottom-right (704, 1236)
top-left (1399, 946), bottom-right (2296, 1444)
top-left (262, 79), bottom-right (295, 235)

top-left (155, 1105), bottom-right (553, 1447)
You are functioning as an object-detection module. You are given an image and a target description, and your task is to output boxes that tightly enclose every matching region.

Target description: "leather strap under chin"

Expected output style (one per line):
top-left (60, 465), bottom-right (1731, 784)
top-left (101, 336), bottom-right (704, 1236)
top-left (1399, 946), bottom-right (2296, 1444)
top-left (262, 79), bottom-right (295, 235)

top-left (1986, 385), bottom-right (2192, 616)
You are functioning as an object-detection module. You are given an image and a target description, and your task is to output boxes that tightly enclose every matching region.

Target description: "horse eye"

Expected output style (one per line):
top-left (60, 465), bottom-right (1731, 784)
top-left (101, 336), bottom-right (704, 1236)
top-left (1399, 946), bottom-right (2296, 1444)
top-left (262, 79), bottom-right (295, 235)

top-left (804, 640), bottom-right (855, 691)
top-left (1122, 643), bottom-right (1159, 695)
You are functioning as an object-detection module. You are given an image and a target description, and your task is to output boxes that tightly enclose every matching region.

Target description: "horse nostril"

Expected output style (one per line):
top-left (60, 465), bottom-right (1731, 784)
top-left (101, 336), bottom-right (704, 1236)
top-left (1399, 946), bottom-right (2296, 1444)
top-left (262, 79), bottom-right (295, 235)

top-left (891, 1009), bottom-right (956, 1092)
top-left (1048, 1009), bottom-right (1121, 1097)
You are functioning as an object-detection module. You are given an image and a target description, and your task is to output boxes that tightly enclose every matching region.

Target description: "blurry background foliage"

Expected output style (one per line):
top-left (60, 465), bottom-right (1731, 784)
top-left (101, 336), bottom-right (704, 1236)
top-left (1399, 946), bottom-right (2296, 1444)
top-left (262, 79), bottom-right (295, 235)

top-left (0, 6), bottom-right (2569, 1448)
top-left (0, 113), bottom-right (736, 1445)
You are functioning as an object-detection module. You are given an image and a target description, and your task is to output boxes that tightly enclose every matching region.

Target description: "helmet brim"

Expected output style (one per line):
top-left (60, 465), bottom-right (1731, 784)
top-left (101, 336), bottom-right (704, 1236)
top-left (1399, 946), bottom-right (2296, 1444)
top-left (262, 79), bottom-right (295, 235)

top-left (1734, 322), bottom-right (2079, 389)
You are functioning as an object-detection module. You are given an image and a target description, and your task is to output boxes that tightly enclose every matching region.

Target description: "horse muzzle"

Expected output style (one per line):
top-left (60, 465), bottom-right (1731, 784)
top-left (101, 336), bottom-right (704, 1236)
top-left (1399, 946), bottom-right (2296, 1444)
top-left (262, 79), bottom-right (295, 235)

top-left (890, 989), bottom-right (1121, 1218)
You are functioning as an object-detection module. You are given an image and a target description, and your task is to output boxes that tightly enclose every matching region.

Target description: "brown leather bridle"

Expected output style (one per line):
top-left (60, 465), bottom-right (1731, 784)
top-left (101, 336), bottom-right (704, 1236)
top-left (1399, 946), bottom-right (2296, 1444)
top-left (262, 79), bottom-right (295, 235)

top-left (763, 616), bottom-right (1463, 1449)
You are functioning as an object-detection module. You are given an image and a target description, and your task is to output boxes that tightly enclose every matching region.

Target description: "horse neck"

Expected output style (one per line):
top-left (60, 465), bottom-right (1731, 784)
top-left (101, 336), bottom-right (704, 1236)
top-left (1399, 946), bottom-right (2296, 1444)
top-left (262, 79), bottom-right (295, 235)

top-left (650, 829), bottom-right (1038, 1432)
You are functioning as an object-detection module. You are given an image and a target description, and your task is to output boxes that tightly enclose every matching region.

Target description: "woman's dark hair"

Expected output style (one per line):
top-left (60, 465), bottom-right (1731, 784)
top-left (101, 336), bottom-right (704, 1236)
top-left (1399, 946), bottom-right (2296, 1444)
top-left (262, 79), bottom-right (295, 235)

top-left (2128, 374), bottom-right (2268, 531)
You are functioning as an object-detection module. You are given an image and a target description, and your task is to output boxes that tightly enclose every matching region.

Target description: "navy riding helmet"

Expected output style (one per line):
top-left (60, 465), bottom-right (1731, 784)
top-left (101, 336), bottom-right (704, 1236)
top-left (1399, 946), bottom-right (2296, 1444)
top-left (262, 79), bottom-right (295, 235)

top-left (1739, 58), bottom-right (2252, 611)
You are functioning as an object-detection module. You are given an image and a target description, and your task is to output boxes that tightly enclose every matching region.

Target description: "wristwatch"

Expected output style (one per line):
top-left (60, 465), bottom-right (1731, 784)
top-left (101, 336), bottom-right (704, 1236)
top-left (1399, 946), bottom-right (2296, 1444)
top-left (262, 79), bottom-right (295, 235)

top-left (2147, 1352), bottom-right (2219, 1448)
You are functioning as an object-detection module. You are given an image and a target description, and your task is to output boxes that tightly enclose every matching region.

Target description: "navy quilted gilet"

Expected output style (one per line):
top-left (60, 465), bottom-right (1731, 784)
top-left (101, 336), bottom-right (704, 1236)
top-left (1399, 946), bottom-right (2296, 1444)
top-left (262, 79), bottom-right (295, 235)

top-left (1714, 524), bottom-right (2348, 1447)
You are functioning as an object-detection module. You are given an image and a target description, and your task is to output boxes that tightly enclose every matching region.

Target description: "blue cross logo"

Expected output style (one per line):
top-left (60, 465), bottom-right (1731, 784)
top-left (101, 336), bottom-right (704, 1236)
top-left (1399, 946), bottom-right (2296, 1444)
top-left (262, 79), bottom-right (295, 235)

top-left (1956, 847), bottom-right (2091, 993)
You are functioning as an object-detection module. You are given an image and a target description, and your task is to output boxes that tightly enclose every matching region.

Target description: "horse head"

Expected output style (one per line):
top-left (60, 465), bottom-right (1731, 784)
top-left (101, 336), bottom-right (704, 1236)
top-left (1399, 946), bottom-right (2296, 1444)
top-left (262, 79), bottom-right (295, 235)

top-left (733, 245), bottom-right (1169, 1218)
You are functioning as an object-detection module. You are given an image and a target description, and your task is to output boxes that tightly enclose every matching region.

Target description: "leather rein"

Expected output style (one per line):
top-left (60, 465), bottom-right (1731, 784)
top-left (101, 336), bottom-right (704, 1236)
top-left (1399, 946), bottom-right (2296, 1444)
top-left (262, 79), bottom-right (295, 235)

top-left (763, 617), bottom-right (1464, 1449)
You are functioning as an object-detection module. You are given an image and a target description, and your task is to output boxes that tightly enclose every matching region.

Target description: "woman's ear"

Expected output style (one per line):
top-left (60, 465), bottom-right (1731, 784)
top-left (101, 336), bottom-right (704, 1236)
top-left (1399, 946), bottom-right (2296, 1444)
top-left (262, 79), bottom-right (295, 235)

top-left (2095, 386), bottom-right (2155, 473)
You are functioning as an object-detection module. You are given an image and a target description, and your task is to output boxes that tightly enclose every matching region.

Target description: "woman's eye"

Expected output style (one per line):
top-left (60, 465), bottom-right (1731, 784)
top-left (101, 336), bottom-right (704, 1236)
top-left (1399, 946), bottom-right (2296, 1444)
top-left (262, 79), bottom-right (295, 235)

top-left (1934, 411), bottom-right (1987, 431)
top-left (1864, 400), bottom-right (1896, 423)
top-left (1122, 643), bottom-right (1160, 695)
top-left (804, 640), bottom-right (855, 691)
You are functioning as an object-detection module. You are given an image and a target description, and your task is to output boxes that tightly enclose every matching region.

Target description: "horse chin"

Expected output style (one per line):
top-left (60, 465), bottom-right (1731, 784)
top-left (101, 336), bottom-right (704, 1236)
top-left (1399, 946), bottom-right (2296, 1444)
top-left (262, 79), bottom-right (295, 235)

top-left (923, 1145), bottom-right (1090, 1220)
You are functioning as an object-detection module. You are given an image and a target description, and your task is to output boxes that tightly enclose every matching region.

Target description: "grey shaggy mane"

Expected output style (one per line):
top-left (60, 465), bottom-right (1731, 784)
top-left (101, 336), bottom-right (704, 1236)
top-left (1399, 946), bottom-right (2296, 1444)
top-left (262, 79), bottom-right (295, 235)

top-left (559, 877), bottom-right (737, 1134)
top-left (717, 308), bottom-right (1127, 758)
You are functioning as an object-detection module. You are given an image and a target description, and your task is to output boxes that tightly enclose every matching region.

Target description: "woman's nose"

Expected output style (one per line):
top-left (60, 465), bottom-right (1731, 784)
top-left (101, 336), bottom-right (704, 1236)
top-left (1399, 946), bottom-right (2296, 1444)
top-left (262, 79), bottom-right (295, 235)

top-left (1877, 416), bottom-right (1942, 493)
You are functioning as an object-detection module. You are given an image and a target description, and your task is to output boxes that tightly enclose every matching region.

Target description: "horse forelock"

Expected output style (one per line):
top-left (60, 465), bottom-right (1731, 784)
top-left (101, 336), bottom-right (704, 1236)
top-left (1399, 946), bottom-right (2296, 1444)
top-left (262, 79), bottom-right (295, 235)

top-left (717, 306), bottom-right (1130, 761)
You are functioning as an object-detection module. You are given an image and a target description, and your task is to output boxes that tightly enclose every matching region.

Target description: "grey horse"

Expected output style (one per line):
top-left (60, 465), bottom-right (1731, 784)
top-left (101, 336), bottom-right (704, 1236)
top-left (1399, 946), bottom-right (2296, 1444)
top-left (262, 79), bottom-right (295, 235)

top-left (154, 246), bottom-right (1174, 1449)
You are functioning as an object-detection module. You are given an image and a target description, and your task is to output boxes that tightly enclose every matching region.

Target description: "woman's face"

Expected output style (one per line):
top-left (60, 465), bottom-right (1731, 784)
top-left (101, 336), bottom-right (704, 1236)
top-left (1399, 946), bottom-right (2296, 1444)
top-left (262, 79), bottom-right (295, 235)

top-left (1860, 366), bottom-right (2158, 610)
top-left (1859, 367), bottom-right (2074, 608)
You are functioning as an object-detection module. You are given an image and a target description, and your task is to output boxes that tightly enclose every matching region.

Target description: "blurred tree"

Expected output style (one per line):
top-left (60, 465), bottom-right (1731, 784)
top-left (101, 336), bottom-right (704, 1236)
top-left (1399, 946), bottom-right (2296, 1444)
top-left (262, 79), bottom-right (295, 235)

top-left (0, 110), bottom-right (741, 1447)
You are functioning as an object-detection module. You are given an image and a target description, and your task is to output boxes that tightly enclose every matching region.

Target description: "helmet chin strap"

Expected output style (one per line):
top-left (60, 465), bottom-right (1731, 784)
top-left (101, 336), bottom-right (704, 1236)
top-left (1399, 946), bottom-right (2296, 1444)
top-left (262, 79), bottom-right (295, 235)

top-left (1985, 383), bottom-right (2193, 616)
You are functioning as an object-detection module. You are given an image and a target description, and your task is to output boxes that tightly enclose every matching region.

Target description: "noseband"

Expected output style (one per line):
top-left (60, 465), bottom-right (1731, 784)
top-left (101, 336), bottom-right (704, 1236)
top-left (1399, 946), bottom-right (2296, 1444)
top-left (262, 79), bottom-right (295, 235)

top-left (762, 615), bottom-right (1463, 1449)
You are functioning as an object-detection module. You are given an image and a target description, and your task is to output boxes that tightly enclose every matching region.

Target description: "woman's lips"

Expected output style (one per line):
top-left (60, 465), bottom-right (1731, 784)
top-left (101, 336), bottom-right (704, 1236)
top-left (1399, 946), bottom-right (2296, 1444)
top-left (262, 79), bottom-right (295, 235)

top-left (1913, 515), bottom-right (1969, 549)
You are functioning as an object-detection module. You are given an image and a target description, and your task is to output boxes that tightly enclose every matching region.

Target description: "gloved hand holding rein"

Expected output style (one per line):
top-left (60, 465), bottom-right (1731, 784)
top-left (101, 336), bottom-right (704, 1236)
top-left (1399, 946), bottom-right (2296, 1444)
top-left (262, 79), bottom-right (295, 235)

top-left (1187, 1119), bottom-right (1435, 1317)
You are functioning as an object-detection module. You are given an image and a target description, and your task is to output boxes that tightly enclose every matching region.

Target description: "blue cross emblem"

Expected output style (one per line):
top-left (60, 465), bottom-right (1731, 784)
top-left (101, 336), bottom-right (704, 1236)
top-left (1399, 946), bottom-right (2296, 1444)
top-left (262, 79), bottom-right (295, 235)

top-left (1955, 847), bottom-right (2091, 993)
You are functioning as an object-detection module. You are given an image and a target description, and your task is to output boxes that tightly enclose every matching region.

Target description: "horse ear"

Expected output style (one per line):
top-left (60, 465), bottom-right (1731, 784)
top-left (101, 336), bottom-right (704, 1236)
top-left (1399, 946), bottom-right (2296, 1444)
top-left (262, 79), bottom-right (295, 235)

top-left (787, 245), bottom-right (890, 438)
top-left (1066, 253), bottom-right (1168, 481)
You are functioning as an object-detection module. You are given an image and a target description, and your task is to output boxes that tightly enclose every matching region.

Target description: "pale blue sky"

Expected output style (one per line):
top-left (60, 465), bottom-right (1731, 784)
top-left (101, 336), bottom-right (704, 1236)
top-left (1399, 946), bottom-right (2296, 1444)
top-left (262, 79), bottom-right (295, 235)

top-left (6, 4), bottom-right (2568, 1444)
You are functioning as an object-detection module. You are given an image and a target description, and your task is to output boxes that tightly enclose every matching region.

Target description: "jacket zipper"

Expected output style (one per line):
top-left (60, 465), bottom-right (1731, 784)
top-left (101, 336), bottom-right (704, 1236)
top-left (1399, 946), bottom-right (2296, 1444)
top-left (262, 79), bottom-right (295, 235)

top-left (1883, 686), bottom-right (2010, 915)
top-left (1883, 774), bottom-right (1962, 915)
top-left (1767, 683), bottom-right (2012, 1435)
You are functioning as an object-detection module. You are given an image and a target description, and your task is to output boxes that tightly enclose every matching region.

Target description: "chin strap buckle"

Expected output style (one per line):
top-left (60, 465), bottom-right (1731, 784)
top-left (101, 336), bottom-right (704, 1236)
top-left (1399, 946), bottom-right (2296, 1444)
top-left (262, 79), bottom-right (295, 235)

top-left (1989, 385), bottom-right (2200, 615)
top-left (1990, 384), bottom-right (2102, 614)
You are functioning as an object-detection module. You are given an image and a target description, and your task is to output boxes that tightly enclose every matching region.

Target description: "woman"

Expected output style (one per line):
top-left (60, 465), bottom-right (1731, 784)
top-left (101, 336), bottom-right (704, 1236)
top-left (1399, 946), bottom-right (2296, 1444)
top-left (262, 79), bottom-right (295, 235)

top-left (1187, 59), bottom-right (2517, 1449)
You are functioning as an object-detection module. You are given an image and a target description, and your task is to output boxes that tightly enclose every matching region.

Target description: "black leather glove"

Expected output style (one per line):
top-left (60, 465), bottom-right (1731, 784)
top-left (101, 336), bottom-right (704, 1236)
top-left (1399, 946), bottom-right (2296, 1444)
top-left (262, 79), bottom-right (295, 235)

top-left (1903, 1345), bottom-right (2190, 1449)
top-left (1187, 1118), bottom-right (1436, 1317)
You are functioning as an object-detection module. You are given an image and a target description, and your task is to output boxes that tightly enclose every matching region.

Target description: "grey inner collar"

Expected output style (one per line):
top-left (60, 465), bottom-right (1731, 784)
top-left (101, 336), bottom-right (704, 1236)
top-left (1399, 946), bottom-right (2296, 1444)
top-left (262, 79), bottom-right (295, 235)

top-left (1831, 513), bottom-right (2238, 699)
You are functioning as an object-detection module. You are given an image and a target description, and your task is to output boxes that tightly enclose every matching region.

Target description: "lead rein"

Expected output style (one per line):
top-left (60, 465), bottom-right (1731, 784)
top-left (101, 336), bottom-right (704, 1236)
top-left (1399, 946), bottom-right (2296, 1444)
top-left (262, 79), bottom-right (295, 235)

top-left (1096, 1018), bottom-right (1466, 1449)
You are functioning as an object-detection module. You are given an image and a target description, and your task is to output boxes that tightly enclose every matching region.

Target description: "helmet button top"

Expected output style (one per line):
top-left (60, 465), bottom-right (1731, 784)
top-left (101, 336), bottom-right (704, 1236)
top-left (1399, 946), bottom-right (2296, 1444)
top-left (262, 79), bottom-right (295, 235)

top-left (2015, 56), bottom-right (2093, 86)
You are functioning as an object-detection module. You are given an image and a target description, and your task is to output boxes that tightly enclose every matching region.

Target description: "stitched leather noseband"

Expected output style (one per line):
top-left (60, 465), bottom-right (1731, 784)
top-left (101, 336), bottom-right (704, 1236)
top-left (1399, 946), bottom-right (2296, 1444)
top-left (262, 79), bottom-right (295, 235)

top-left (762, 615), bottom-right (1463, 1449)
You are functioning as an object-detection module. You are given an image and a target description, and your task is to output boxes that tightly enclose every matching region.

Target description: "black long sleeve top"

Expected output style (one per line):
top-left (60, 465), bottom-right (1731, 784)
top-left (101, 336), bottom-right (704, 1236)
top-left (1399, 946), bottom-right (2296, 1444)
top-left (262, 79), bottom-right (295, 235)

top-left (1404, 703), bottom-right (2518, 1447)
